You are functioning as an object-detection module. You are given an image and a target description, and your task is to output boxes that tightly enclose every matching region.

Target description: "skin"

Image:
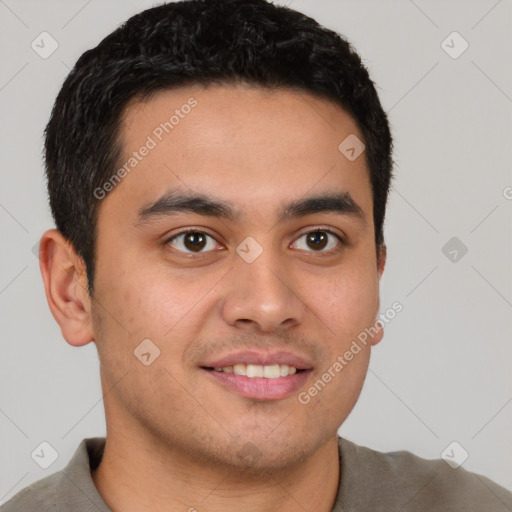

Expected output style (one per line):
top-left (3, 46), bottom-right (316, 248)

top-left (39, 83), bottom-right (386, 512)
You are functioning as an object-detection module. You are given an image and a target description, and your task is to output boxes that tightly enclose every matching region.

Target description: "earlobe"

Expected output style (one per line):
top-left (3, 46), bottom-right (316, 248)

top-left (370, 319), bottom-right (384, 346)
top-left (39, 229), bottom-right (94, 347)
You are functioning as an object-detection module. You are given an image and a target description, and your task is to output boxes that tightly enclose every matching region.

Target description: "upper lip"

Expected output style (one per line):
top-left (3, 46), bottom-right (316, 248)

top-left (201, 350), bottom-right (313, 370)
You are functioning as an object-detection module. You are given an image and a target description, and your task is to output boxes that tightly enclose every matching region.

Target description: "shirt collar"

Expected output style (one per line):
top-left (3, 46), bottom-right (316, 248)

top-left (55, 437), bottom-right (111, 512)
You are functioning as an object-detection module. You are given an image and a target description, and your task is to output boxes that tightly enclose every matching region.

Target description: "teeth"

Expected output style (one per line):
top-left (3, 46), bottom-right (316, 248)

top-left (233, 364), bottom-right (245, 376)
top-left (246, 364), bottom-right (263, 378)
top-left (281, 364), bottom-right (296, 376)
top-left (214, 364), bottom-right (298, 378)
top-left (263, 364), bottom-right (280, 378)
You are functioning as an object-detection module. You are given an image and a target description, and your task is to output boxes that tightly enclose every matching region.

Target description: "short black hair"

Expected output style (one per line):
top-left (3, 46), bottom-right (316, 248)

top-left (44, 0), bottom-right (393, 297)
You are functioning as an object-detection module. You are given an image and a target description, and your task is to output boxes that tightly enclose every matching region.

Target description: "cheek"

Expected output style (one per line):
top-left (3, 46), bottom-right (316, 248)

top-left (95, 256), bottom-right (188, 337)
top-left (94, 260), bottom-right (225, 380)
top-left (307, 256), bottom-right (378, 413)
top-left (309, 263), bottom-right (379, 341)
top-left (303, 341), bottom-right (371, 429)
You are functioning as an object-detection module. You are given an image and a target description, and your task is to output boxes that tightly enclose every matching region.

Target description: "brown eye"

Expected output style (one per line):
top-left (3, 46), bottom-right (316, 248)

top-left (167, 231), bottom-right (218, 253)
top-left (306, 231), bottom-right (328, 250)
top-left (184, 232), bottom-right (207, 251)
top-left (292, 230), bottom-right (343, 252)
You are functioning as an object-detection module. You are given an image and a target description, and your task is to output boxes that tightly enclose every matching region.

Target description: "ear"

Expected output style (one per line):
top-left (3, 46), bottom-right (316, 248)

top-left (377, 243), bottom-right (387, 280)
top-left (370, 243), bottom-right (387, 346)
top-left (39, 229), bottom-right (94, 347)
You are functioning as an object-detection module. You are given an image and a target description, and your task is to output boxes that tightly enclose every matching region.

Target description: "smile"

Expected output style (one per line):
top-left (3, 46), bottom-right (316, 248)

top-left (210, 363), bottom-right (299, 378)
top-left (201, 365), bottom-right (311, 401)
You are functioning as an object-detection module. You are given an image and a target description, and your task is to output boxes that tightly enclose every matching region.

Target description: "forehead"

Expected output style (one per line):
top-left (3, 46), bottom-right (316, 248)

top-left (102, 84), bottom-right (372, 225)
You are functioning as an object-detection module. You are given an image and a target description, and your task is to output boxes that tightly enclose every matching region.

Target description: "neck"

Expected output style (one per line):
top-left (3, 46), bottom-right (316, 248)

top-left (91, 426), bottom-right (340, 512)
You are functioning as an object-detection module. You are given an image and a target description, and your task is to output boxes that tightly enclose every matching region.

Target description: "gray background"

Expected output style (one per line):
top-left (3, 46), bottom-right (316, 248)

top-left (1, 0), bottom-right (511, 503)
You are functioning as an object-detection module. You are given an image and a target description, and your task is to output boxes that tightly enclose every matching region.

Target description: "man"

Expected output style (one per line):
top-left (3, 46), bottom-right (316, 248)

top-left (2, 0), bottom-right (510, 511)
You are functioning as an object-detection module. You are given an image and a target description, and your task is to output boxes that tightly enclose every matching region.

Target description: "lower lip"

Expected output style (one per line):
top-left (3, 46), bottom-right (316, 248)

top-left (202, 369), bottom-right (311, 401)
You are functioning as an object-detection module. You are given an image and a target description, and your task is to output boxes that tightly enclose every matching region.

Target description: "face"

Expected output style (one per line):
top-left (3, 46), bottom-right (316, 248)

top-left (88, 84), bottom-right (385, 471)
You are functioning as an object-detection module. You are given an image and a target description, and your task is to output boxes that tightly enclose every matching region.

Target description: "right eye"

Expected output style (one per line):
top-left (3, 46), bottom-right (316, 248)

top-left (165, 230), bottom-right (221, 253)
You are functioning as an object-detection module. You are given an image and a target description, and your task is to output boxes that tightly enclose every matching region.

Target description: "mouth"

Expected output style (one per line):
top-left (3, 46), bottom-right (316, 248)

top-left (200, 351), bottom-right (313, 401)
top-left (204, 363), bottom-right (305, 378)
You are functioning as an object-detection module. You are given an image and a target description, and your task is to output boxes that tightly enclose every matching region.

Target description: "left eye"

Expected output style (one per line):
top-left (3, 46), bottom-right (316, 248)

top-left (291, 230), bottom-right (343, 252)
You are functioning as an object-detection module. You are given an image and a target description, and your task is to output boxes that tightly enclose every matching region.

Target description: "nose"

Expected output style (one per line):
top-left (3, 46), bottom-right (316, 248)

top-left (221, 245), bottom-right (307, 333)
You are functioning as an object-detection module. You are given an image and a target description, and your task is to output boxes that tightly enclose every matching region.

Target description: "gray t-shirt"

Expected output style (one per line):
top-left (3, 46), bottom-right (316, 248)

top-left (2, 437), bottom-right (511, 511)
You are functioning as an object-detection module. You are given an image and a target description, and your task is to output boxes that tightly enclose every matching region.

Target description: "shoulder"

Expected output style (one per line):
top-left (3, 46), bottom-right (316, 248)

top-left (338, 437), bottom-right (512, 511)
top-left (0, 471), bottom-right (61, 512)
top-left (1, 438), bottom-right (107, 512)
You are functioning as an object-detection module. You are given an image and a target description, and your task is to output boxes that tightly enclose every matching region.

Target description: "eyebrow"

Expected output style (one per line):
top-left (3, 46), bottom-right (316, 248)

top-left (135, 189), bottom-right (366, 227)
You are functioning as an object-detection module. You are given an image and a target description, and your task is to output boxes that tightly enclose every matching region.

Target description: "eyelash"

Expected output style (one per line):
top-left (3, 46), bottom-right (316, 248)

top-left (164, 227), bottom-right (346, 254)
